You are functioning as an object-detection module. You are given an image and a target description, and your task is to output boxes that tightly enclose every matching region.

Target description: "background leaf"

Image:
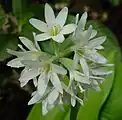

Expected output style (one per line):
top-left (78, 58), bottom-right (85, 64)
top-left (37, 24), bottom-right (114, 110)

top-left (27, 104), bottom-right (70, 120)
top-left (110, 0), bottom-right (120, 6)
top-left (12, 0), bottom-right (27, 19)
top-left (99, 62), bottom-right (122, 120)
top-left (0, 34), bottom-right (18, 61)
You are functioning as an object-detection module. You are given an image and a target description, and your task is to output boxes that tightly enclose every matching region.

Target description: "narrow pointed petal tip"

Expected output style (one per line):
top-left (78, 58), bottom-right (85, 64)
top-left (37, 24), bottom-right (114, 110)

top-left (55, 7), bottom-right (68, 28)
top-left (51, 72), bottom-right (63, 94)
top-left (19, 36), bottom-right (37, 51)
top-left (83, 12), bottom-right (88, 17)
top-left (47, 89), bottom-right (59, 104)
top-left (75, 14), bottom-right (79, 24)
top-left (45, 3), bottom-right (55, 26)
top-left (60, 24), bottom-right (77, 35)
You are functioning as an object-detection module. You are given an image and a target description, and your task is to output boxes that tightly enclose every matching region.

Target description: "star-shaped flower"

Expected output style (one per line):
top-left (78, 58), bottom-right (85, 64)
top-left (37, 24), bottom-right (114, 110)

top-left (29, 3), bottom-right (77, 43)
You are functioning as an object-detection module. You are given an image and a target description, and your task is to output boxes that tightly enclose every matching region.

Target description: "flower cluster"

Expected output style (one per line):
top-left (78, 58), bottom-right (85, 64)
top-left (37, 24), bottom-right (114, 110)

top-left (7, 3), bottom-right (113, 115)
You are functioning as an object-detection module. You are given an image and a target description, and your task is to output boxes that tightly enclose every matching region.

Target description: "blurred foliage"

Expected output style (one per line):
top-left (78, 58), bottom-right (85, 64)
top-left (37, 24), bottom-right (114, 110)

top-left (110, 0), bottom-right (120, 6)
top-left (0, 0), bottom-right (44, 61)
top-left (0, 5), bottom-right (6, 28)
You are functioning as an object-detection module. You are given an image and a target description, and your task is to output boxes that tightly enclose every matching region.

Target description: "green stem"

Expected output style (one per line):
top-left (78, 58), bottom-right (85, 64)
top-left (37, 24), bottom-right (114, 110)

top-left (70, 102), bottom-right (80, 120)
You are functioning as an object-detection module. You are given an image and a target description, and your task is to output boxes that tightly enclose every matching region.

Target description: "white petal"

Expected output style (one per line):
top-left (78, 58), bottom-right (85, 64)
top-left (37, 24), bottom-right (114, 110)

top-left (84, 25), bottom-right (93, 41)
top-left (91, 80), bottom-right (101, 91)
top-left (33, 32), bottom-right (41, 50)
top-left (50, 72), bottom-right (63, 94)
top-left (52, 34), bottom-right (65, 43)
top-left (52, 64), bottom-right (67, 75)
top-left (29, 18), bottom-right (48, 32)
top-left (73, 52), bottom-right (79, 69)
top-left (19, 37), bottom-right (37, 51)
top-left (78, 84), bottom-right (85, 93)
top-left (36, 33), bottom-right (51, 41)
top-left (28, 92), bottom-right (41, 105)
top-left (7, 57), bottom-right (24, 68)
top-left (60, 24), bottom-right (77, 35)
top-left (75, 96), bottom-right (83, 105)
top-left (31, 91), bottom-right (37, 96)
top-left (18, 44), bottom-right (26, 51)
top-left (7, 49), bottom-right (41, 60)
top-left (45, 3), bottom-right (55, 26)
top-left (74, 71), bottom-right (90, 84)
top-left (33, 77), bottom-right (38, 87)
top-left (89, 30), bottom-right (97, 40)
top-left (22, 52), bottom-right (41, 61)
top-left (103, 64), bottom-right (114, 67)
top-left (47, 104), bottom-right (54, 111)
top-left (7, 49), bottom-right (26, 57)
top-left (87, 36), bottom-right (106, 49)
top-left (71, 87), bottom-right (76, 107)
top-left (84, 50), bottom-right (107, 64)
top-left (21, 60), bottom-right (41, 69)
top-left (19, 68), bottom-right (40, 86)
top-left (71, 96), bottom-right (76, 107)
top-left (55, 7), bottom-right (68, 28)
top-left (47, 89), bottom-right (59, 104)
top-left (91, 52), bottom-right (107, 64)
top-left (42, 99), bottom-right (48, 115)
top-left (75, 14), bottom-right (79, 24)
top-left (91, 67), bottom-right (113, 75)
top-left (78, 12), bottom-right (87, 29)
top-left (73, 30), bottom-right (86, 46)
top-left (90, 76), bottom-right (104, 80)
top-left (94, 45), bottom-right (104, 50)
top-left (80, 57), bottom-right (89, 79)
top-left (37, 72), bottom-right (49, 96)
top-left (67, 71), bottom-right (74, 89)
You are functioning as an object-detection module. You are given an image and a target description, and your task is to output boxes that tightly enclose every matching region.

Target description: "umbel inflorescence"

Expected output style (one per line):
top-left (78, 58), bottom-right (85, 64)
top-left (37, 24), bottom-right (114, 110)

top-left (7, 3), bottom-right (113, 115)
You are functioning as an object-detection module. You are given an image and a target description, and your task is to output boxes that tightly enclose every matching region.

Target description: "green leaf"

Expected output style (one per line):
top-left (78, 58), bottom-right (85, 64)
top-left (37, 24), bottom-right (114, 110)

top-left (0, 5), bottom-right (6, 28)
top-left (12, 0), bottom-right (27, 18)
top-left (110, 0), bottom-right (120, 6)
top-left (99, 62), bottom-right (122, 120)
top-left (0, 34), bottom-right (18, 61)
top-left (27, 104), bottom-right (42, 120)
top-left (77, 21), bottom-right (121, 120)
top-left (59, 37), bottom-right (74, 53)
top-left (39, 40), bottom-right (54, 55)
top-left (66, 15), bottom-right (76, 24)
top-left (27, 104), bottom-right (70, 120)
top-left (12, 0), bottom-right (32, 32)
top-left (29, 3), bottom-right (44, 19)
top-left (77, 51), bottom-right (116, 120)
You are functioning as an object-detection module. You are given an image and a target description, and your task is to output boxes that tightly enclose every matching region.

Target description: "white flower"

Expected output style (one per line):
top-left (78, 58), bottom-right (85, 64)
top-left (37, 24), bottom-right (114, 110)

top-left (28, 87), bottom-right (59, 115)
top-left (7, 33), bottom-right (43, 87)
top-left (6, 8), bottom-right (113, 115)
top-left (73, 20), bottom-right (107, 64)
top-left (20, 59), bottom-right (67, 92)
top-left (7, 33), bottom-right (41, 69)
top-left (24, 60), bottom-right (68, 115)
top-left (29, 3), bottom-right (77, 43)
